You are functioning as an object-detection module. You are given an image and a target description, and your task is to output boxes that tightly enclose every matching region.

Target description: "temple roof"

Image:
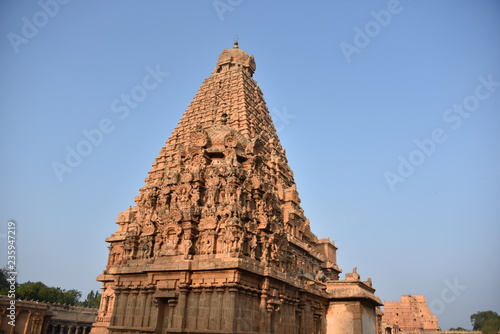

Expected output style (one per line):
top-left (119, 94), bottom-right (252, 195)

top-left (110, 43), bottom-right (341, 281)
top-left (214, 41), bottom-right (256, 76)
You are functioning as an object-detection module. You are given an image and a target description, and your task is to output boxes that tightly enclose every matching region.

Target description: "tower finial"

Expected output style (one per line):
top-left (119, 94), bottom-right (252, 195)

top-left (233, 35), bottom-right (239, 48)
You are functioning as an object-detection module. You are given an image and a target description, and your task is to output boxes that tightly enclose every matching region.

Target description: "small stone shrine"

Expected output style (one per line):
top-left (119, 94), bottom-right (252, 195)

top-left (91, 42), bottom-right (382, 334)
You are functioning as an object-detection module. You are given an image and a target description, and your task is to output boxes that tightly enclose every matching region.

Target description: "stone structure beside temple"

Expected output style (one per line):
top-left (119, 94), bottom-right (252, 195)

top-left (381, 295), bottom-right (440, 334)
top-left (91, 42), bottom-right (381, 334)
top-left (427, 332), bottom-right (481, 334)
top-left (0, 296), bottom-right (97, 334)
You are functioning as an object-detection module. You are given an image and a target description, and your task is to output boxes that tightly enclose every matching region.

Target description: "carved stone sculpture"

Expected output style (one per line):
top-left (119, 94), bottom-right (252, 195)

top-left (93, 42), bottom-right (381, 334)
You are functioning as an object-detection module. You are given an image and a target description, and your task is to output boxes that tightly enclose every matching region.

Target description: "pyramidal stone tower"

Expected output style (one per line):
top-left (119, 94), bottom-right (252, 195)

top-left (91, 42), bottom-right (382, 334)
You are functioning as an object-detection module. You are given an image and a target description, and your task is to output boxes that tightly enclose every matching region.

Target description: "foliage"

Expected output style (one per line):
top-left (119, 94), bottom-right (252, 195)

top-left (471, 311), bottom-right (500, 334)
top-left (0, 274), bottom-right (101, 308)
top-left (0, 266), bottom-right (18, 295)
top-left (0, 267), bottom-right (12, 294)
top-left (449, 327), bottom-right (467, 331)
top-left (81, 290), bottom-right (101, 308)
top-left (15, 281), bottom-right (82, 305)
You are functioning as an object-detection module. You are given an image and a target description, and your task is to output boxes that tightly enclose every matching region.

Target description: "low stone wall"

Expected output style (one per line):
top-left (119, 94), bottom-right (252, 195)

top-left (427, 332), bottom-right (482, 334)
top-left (0, 295), bottom-right (97, 334)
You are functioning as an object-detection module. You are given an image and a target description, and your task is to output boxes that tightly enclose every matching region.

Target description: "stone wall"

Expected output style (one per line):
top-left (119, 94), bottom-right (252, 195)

top-left (381, 295), bottom-right (439, 334)
top-left (0, 296), bottom-right (97, 334)
top-left (426, 332), bottom-right (481, 334)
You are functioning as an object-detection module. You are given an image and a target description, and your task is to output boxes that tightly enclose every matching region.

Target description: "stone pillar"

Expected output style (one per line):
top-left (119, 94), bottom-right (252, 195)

top-left (208, 287), bottom-right (224, 331)
top-left (197, 288), bottom-right (211, 329)
top-left (298, 300), bottom-right (306, 334)
top-left (188, 288), bottom-right (202, 330)
top-left (129, 289), bottom-right (144, 327)
top-left (252, 291), bottom-right (260, 333)
top-left (203, 287), bottom-right (214, 330)
top-left (222, 286), bottom-right (238, 332)
top-left (145, 288), bottom-right (155, 328)
top-left (121, 290), bottom-right (131, 327)
top-left (270, 305), bottom-right (282, 334)
top-left (109, 289), bottom-right (122, 326)
top-left (173, 286), bottom-right (189, 330)
top-left (124, 290), bottom-right (137, 327)
top-left (136, 290), bottom-right (147, 328)
top-left (260, 291), bottom-right (270, 333)
top-left (236, 290), bottom-right (246, 332)
top-left (166, 298), bottom-right (177, 329)
top-left (23, 310), bottom-right (32, 334)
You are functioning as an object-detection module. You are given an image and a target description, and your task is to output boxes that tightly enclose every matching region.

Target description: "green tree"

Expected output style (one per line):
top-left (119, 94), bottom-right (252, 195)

top-left (471, 311), bottom-right (500, 334)
top-left (59, 288), bottom-right (82, 305)
top-left (81, 290), bottom-right (101, 308)
top-left (16, 281), bottom-right (82, 305)
top-left (0, 267), bottom-right (10, 294)
top-left (449, 327), bottom-right (467, 331)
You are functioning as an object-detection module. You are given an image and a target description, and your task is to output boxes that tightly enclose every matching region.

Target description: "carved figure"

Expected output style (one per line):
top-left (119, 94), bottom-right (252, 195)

top-left (345, 267), bottom-right (361, 281)
top-left (153, 235), bottom-right (163, 256)
top-left (182, 239), bottom-right (193, 259)
top-left (165, 170), bottom-right (179, 185)
top-left (249, 234), bottom-right (258, 259)
top-left (206, 176), bottom-right (221, 206)
top-left (220, 228), bottom-right (235, 254)
top-left (225, 146), bottom-right (239, 167)
top-left (140, 236), bottom-right (153, 258)
top-left (198, 234), bottom-right (214, 255)
top-left (123, 237), bottom-right (138, 260)
top-left (261, 239), bottom-right (269, 265)
top-left (315, 270), bottom-right (326, 282)
top-left (161, 226), bottom-right (181, 255)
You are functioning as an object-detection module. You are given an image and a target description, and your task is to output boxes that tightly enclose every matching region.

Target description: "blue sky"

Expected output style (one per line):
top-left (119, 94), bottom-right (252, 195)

top-left (1, 0), bottom-right (499, 330)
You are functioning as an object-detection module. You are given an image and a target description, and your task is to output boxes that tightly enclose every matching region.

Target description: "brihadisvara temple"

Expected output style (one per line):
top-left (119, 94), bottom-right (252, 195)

top-left (90, 43), bottom-right (382, 334)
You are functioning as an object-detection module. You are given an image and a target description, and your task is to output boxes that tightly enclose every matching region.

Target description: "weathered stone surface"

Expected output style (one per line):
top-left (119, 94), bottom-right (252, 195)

top-left (381, 295), bottom-right (440, 334)
top-left (0, 296), bottom-right (97, 334)
top-left (91, 42), bottom-right (381, 334)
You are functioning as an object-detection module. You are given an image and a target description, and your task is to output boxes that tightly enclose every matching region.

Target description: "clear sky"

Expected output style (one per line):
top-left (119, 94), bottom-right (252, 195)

top-left (1, 0), bottom-right (499, 330)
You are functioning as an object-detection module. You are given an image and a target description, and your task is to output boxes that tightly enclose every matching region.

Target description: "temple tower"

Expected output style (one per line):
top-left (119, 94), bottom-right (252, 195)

top-left (381, 295), bottom-right (440, 333)
top-left (91, 42), bottom-right (381, 334)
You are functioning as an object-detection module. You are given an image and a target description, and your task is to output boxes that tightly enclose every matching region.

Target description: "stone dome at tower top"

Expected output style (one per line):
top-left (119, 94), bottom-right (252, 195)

top-left (213, 41), bottom-right (256, 76)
